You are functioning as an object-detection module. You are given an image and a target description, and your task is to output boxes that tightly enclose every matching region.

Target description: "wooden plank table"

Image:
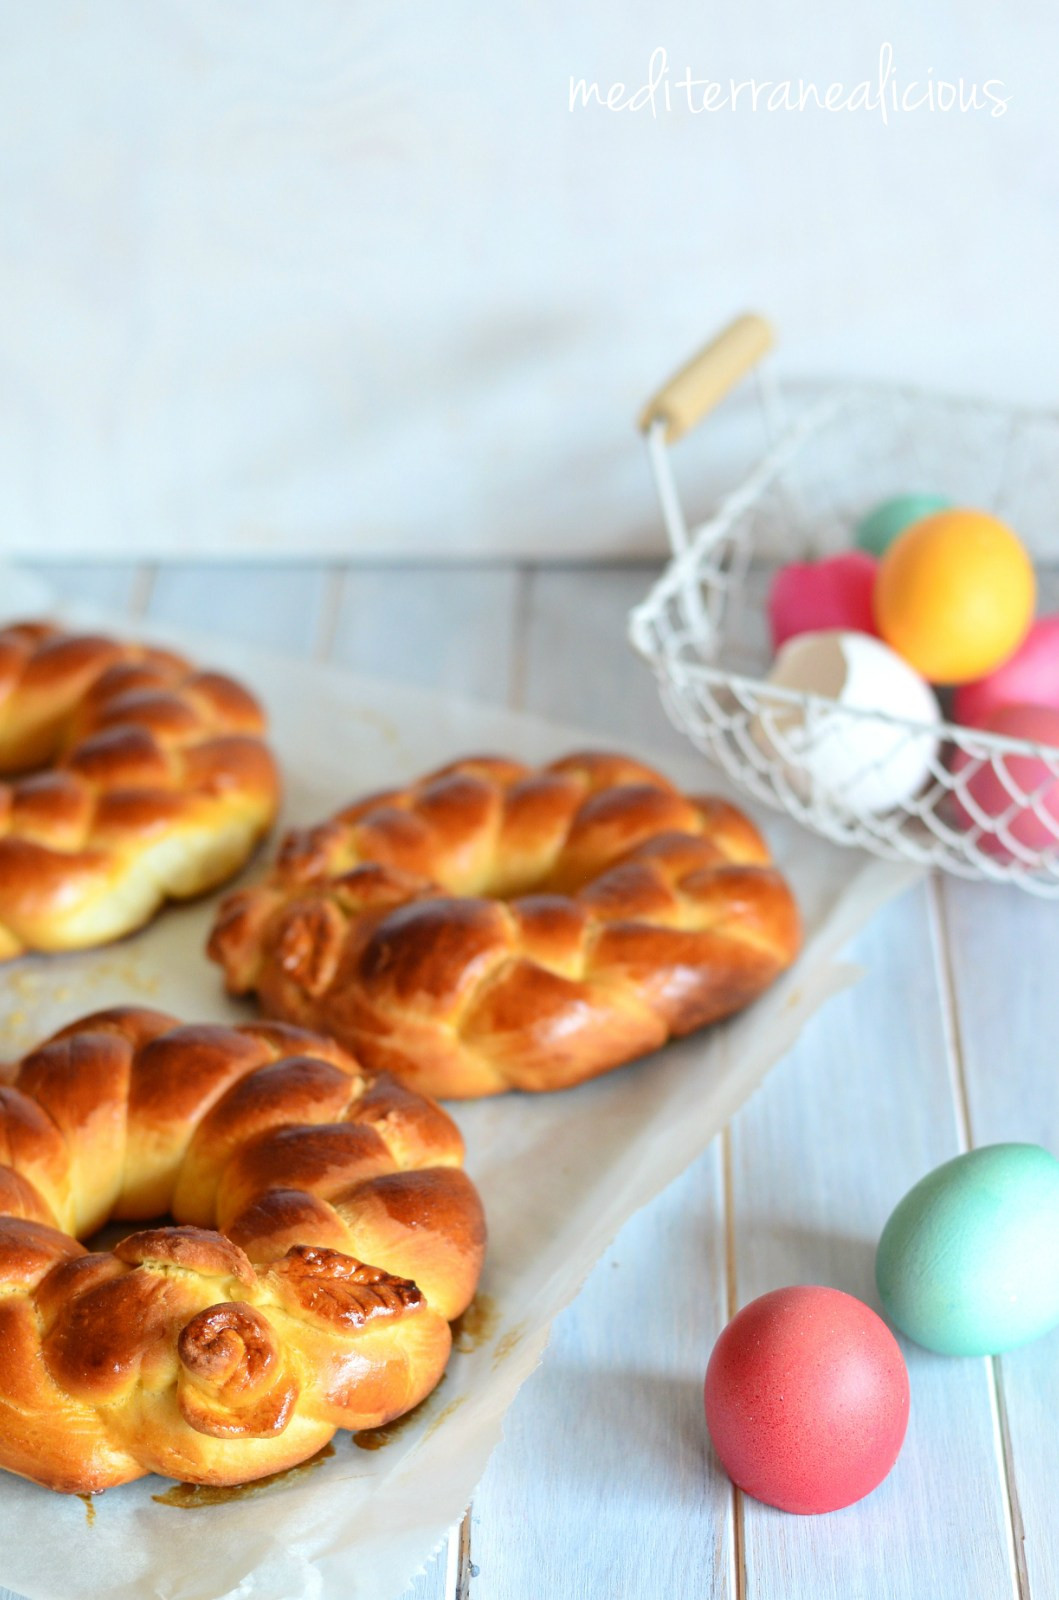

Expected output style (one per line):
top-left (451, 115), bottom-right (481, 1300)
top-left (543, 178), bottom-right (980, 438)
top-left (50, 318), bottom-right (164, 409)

top-left (2, 558), bottom-right (1051, 1600)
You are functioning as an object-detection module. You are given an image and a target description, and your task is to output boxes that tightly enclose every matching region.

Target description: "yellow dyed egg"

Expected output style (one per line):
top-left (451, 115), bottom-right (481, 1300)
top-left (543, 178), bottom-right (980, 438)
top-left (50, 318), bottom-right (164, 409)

top-left (874, 510), bottom-right (1035, 684)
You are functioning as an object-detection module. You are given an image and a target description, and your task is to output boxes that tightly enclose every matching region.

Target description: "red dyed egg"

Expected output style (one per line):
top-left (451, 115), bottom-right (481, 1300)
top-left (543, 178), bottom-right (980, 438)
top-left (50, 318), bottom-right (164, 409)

top-left (704, 1286), bottom-right (910, 1515)
top-left (949, 702), bottom-right (1059, 858)
top-left (954, 616), bottom-right (1059, 728)
top-left (767, 552), bottom-right (879, 652)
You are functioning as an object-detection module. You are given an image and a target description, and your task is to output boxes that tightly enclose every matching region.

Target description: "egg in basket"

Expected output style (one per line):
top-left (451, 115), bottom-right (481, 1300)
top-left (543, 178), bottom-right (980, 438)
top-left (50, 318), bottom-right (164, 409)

top-left (630, 315), bottom-right (1059, 893)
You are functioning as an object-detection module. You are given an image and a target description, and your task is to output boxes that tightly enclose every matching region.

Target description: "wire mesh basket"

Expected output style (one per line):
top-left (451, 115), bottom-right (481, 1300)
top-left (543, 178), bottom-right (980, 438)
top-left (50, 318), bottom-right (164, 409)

top-left (629, 315), bottom-right (1059, 894)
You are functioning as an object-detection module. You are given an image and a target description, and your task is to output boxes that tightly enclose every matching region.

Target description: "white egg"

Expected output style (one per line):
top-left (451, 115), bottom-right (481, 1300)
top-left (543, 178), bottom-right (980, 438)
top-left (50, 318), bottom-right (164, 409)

top-left (752, 630), bottom-right (941, 812)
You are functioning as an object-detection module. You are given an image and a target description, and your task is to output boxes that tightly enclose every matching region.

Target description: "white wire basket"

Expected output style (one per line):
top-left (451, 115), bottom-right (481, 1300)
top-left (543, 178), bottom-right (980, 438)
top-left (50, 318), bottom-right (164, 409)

top-left (629, 315), bottom-right (1059, 895)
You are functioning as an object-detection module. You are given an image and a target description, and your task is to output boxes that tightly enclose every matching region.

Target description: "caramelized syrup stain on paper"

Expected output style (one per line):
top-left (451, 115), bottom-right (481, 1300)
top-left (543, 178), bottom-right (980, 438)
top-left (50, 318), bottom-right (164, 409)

top-left (492, 1325), bottom-right (526, 1368)
top-left (354, 1378), bottom-right (448, 1452)
top-left (152, 1443), bottom-right (335, 1508)
top-left (451, 1293), bottom-right (499, 1353)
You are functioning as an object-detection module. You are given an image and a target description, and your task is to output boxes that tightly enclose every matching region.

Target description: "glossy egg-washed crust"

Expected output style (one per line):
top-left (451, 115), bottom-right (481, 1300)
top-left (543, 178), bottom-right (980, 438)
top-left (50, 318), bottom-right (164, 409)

top-left (0, 621), bottom-right (280, 958)
top-left (209, 752), bottom-right (802, 1098)
top-left (0, 1007), bottom-right (485, 1493)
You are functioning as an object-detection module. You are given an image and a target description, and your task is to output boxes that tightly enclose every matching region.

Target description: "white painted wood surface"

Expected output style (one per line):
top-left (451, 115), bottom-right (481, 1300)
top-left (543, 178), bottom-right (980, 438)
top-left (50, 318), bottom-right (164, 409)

top-left (3, 558), bottom-right (1051, 1600)
top-left (3, 7), bottom-right (1054, 565)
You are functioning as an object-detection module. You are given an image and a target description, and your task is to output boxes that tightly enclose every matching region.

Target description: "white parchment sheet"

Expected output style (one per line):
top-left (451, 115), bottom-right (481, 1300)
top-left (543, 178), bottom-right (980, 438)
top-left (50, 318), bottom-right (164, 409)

top-left (0, 590), bottom-right (920, 1600)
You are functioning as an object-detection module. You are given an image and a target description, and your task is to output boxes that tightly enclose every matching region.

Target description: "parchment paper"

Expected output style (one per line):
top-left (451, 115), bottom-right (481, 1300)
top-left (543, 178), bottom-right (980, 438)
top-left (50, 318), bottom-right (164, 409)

top-left (0, 587), bottom-right (921, 1600)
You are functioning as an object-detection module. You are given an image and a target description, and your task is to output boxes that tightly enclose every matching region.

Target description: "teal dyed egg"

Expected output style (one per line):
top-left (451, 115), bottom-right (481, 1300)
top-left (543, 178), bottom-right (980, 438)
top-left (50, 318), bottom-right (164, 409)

top-left (876, 1144), bottom-right (1059, 1356)
top-left (855, 493), bottom-right (952, 557)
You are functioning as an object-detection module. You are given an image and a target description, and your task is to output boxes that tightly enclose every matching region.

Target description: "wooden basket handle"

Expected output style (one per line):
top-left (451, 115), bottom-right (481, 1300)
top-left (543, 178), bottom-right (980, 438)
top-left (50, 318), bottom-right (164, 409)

top-left (639, 314), bottom-right (774, 444)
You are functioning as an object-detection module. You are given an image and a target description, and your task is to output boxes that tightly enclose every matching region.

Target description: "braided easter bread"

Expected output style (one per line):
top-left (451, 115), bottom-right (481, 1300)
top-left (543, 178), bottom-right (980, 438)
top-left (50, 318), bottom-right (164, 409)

top-left (0, 621), bottom-right (279, 958)
top-left (0, 1006), bottom-right (485, 1493)
top-left (208, 751), bottom-right (801, 1098)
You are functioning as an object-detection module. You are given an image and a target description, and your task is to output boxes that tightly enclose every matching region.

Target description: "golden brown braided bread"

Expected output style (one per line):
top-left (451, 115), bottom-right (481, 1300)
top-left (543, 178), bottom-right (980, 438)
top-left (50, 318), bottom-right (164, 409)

top-left (208, 752), bottom-right (801, 1098)
top-left (0, 1006), bottom-right (485, 1493)
top-left (0, 621), bottom-right (279, 958)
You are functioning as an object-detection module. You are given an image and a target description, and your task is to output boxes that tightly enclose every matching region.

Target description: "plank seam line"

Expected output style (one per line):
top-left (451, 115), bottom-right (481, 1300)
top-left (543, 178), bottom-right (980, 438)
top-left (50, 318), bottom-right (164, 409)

top-left (439, 564), bottom-right (538, 1600)
top-left (444, 1505), bottom-right (473, 1600)
top-left (131, 564), bottom-right (157, 621)
top-left (991, 1355), bottom-right (1031, 1600)
top-left (443, 562), bottom-right (533, 1600)
top-left (506, 564), bottom-right (533, 713)
top-left (721, 1120), bottom-right (746, 1600)
top-left (925, 875), bottom-right (974, 1154)
top-left (927, 875), bottom-right (1030, 1600)
top-left (314, 565), bottom-right (346, 662)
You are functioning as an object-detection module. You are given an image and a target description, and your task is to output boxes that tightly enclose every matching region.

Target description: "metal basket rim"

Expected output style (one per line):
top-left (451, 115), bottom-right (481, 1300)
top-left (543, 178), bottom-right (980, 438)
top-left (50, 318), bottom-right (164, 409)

top-left (630, 372), bottom-right (1059, 892)
top-left (630, 379), bottom-right (1059, 657)
top-left (630, 379), bottom-right (1059, 770)
top-left (634, 652), bottom-right (1059, 767)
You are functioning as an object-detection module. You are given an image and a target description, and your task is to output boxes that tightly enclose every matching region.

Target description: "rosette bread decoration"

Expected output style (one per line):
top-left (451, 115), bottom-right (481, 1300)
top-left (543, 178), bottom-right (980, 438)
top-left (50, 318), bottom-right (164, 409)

top-left (0, 1007), bottom-right (485, 1492)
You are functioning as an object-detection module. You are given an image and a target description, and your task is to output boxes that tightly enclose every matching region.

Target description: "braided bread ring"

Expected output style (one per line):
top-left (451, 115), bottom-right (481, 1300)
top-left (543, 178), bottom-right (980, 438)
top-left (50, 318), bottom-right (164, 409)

top-left (0, 1006), bottom-right (485, 1493)
top-left (208, 751), bottom-right (801, 1098)
top-left (0, 621), bottom-right (279, 958)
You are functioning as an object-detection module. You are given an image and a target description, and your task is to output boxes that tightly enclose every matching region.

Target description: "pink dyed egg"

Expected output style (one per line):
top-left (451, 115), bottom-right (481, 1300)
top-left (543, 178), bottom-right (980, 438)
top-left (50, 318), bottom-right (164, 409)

top-left (768, 552), bottom-right (878, 652)
top-left (950, 702), bottom-right (1059, 858)
top-left (954, 616), bottom-right (1059, 728)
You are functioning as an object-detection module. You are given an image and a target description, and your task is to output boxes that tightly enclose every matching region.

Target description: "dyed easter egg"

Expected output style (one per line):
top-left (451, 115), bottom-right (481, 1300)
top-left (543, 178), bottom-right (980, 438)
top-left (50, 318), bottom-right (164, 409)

top-left (949, 703), bottom-right (1059, 859)
top-left (874, 509), bottom-right (1035, 684)
top-left (954, 616), bottom-right (1059, 728)
top-left (705, 1286), bottom-right (910, 1514)
top-left (753, 630), bottom-right (940, 812)
top-left (855, 493), bottom-right (953, 557)
top-left (767, 552), bottom-right (878, 651)
top-left (876, 1144), bottom-right (1059, 1356)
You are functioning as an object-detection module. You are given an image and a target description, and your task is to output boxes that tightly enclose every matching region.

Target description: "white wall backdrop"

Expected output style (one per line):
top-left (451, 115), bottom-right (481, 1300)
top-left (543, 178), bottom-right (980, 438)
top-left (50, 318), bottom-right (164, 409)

top-left (0, 2), bottom-right (1053, 559)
